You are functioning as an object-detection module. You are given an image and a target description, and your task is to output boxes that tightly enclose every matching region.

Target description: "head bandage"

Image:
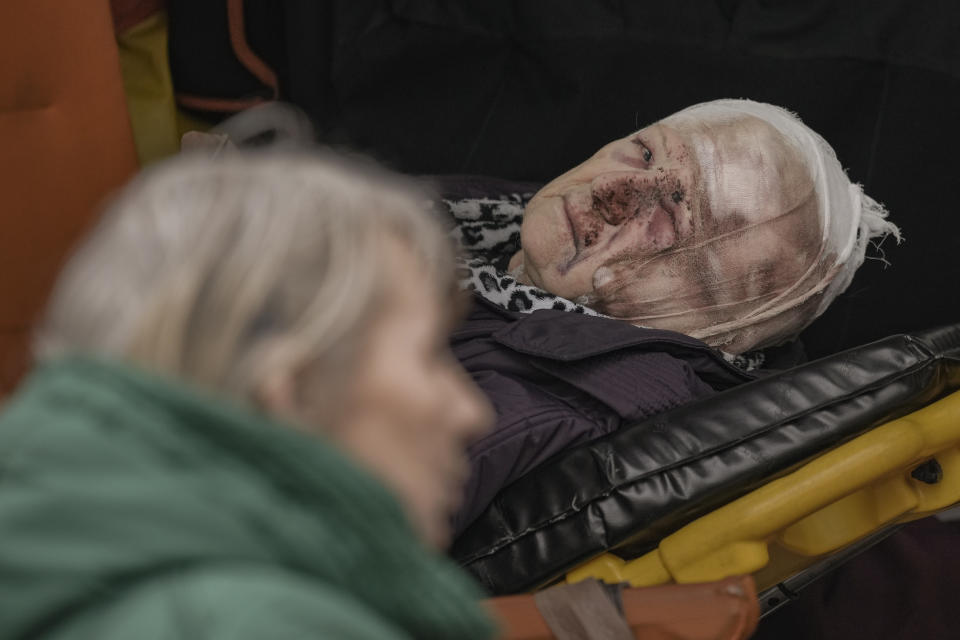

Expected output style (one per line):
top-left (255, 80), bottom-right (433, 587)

top-left (596, 99), bottom-right (901, 352)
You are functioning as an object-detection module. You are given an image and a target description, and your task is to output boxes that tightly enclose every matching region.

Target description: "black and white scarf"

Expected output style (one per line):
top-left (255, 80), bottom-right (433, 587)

top-left (443, 191), bottom-right (598, 315)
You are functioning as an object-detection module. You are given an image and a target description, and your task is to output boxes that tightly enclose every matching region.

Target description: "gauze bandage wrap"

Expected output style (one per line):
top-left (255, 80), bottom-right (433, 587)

top-left (595, 99), bottom-right (901, 353)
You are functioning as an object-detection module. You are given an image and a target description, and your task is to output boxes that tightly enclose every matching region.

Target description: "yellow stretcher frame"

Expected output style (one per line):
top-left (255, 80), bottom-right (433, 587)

top-left (567, 387), bottom-right (960, 592)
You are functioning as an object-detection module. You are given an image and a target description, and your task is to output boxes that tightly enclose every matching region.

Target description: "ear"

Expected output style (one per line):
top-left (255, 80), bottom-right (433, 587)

top-left (255, 369), bottom-right (300, 418)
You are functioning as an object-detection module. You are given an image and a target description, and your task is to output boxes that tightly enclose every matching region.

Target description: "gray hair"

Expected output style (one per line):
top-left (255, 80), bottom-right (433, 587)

top-left (34, 151), bottom-right (457, 404)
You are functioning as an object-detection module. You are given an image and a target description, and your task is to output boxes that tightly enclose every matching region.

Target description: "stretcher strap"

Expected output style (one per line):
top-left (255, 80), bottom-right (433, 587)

top-left (533, 580), bottom-right (633, 640)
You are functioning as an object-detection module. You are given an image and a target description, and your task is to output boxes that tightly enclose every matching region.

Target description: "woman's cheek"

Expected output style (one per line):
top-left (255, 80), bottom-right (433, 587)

top-left (593, 253), bottom-right (692, 315)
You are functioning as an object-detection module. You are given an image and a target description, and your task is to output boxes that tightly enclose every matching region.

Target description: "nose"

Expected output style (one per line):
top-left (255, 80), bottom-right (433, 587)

top-left (590, 173), bottom-right (659, 225)
top-left (443, 362), bottom-right (495, 444)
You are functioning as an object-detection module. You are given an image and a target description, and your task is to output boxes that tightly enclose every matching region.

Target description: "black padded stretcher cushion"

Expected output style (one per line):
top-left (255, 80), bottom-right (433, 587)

top-left (451, 324), bottom-right (960, 594)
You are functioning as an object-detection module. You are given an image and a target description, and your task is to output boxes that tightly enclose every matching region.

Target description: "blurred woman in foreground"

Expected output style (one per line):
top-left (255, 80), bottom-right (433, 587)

top-left (0, 153), bottom-right (496, 639)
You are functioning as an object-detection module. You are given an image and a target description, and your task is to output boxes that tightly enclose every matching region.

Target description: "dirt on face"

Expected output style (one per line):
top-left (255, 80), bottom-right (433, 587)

top-left (590, 173), bottom-right (686, 227)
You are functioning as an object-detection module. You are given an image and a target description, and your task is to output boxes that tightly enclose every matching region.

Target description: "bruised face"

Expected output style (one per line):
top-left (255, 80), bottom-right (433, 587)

top-left (513, 115), bottom-right (826, 351)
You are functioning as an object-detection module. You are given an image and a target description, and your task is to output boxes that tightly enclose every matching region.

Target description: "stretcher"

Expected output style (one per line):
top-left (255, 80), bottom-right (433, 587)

top-left (452, 324), bottom-right (960, 613)
top-left (8, 4), bottom-right (960, 637)
top-left (567, 387), bottom-right (960, 594)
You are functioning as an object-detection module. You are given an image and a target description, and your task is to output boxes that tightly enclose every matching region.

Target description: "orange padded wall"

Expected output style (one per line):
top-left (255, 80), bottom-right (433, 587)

top-left (0, 1), bottom-right (138, 394)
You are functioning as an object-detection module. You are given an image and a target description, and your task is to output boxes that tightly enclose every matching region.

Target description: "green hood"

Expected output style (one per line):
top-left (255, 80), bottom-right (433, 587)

top-left (0, 356), bottom-right (494, 639)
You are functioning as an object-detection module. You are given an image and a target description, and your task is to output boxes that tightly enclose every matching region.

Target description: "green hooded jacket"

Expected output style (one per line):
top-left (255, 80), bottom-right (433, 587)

top-left (0, 356), bottom-right (496, 639)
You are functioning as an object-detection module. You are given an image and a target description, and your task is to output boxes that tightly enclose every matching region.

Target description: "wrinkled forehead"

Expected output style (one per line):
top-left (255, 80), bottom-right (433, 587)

top-left (660, 113), bottom-right (820, 230)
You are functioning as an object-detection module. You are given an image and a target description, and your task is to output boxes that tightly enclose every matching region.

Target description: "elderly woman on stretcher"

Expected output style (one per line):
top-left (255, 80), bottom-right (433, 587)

top-left (447, 99), bottom-right (902, 535)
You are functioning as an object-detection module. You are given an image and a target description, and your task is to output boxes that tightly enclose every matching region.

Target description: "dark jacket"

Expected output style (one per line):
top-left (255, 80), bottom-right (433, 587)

top-left (0, 357), bottom-right (495, 640)
top-left (452, 295), bottom-right (755, 534)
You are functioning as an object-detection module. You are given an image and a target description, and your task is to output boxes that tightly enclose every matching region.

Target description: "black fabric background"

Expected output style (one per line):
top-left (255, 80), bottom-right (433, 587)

top-left (169, 0), bottom-right (960, 359)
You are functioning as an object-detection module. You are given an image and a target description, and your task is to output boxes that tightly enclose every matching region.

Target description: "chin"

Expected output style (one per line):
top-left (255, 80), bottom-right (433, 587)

top-left (525, 255), bottom-right (594, 302)
top-left (520, 233), bottom-right (590, 301)
top-left (423, 519), bottom-right (451, 549)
